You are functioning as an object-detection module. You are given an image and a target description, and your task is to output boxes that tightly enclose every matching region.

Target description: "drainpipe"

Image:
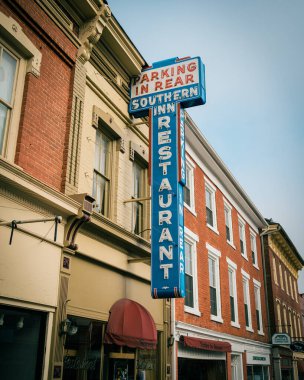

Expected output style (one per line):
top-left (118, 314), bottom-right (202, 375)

top-left (171, 299), bottom-right (176, 380)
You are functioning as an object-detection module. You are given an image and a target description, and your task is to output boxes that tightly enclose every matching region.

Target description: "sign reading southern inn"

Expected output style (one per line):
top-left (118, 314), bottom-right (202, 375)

top-left (129, 57), bottom-right (206, 298)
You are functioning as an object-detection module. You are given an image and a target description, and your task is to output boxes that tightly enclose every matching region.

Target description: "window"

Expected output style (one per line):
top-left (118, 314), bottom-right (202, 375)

top-left (273, 257), bottom-right (278, 285)
top-left (205, 179), bottom-right (217, 232)
top-left (283, 306), bottom-right (288, 333)
top-left (184, 228), bottom-right (200, 315)
top-left (227, 258), bottom-right (239, 327)
top-left (289, 309), bottom-right (294, 338)
top-left (132, 160), bottom-right (145, 235)
top-left (0, 44), bottom-right (18, 155)
top-left (238, 218), bottom-right (247, 259)
top-left (0, 12), bottom-right (41, 161)
top-left (297, 315), bottom-right (302, 339)
top-left (250, 232), bottom-right (258, 267)
top-left (184, 159), bottom-right (195, 212)
top-left (285, 270), bottom-right (289, 295)
top-left (242, 270), bottom-right (252, 331)
top-left (289, 275), bottom-right (294, 299)
top-left (276, 301), bottom-right (282, 333)
top-left (93, 129), bottom-right (112, 216)
top-left (294, 280), bottom-right (298, 303)
top-left (253, 279), bottom-right (263, 334)
top-left (279, 264), bottom-right (284, 291)
top-left (207, 243), bottom-right (222, 322)
top-left (224, 200), bottom-right (234, 246)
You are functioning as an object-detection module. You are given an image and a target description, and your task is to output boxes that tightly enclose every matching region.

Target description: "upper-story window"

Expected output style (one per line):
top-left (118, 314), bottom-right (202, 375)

top-left (0, 44), bottom-right (18, 155)
top-left (283, 305), bottom-right (288, 333)
top-left (242, 269), bottom-right (253, 331)
top-left (250, 231), bottom-right (258, 268)
top-left (279, 264), bottom-right (284, 291)
top-left (184, 159), bottom-right (195, 212)
top-left (227, 257), bottom-right (239, 328)
top-left (253, 279), bottom-right (263, 335)
top-left (273, 256), bottom-right (279, 285)
top-left (0, 12), bottom-right (41, 161)
top-left (184, 228), bottom-right (200, 316)
top-left (289, 275), bottom-right (294, 300)
top-left (205, 179), bottom-right (218, 232)
top-left (93, 129), bottom-right (112, 216)
top-left (285, 270), bottom-right (289, 295)
top-left (238, 217), bottom-right (247, 259)
top-left (276, 301), bottom-right (282, 333)
top-left (224, 200), bottom-right (234, 246)
top-left (132, 160), bottom-right (146, 235)
top-left (294, 280), bottom-right (299, 303)
top-left (207, 243), bottom-right (222, 323)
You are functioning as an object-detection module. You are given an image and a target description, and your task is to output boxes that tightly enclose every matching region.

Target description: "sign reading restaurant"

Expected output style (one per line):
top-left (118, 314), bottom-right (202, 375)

top-left (129, 56), bottom-right (206, 298)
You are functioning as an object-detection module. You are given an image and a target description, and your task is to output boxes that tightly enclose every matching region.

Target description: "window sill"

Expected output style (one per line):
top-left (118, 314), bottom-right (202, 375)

top-left (184, 306), bottom-right (201, 317)
top-left (207, 224), bottom-right (219, 235)
top-left (246, 326), bottom-right (254, 332)
top-left (227, 240), bottom-right (236, 250)
top-left (184, 203), bottom-right (197, 217)
top-left (231, 322), bottom-right (241, 329)
top-left (211, 315), bottom-right (223, 323)
top-left (241, 254), bottom-right (248, 261)
top-left (258, 330), bottom-right (265, 336)
top-left (253, 264), bottom-right (260, 270)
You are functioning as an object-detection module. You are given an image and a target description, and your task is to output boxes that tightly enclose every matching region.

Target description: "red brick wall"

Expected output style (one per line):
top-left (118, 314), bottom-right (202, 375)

top-left (176, 153), bottom-right (269, 344)
top-left (1, 0), bottom-right (77, 191)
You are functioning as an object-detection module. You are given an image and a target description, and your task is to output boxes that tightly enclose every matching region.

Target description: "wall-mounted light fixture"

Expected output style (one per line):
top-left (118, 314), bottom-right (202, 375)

top-left (167, 335), bottom-right (175, 347)
top-left (17, 317), bottom-right (24, 329)
top-left (0, 314), bottom-right (4, 326)
top-left (60, 318), bottom-right (78, 336)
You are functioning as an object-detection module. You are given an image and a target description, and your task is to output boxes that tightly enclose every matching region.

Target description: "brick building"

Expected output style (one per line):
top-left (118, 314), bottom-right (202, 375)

top-left (172, 115), bottom-right (271, 380)
top-left (262, 220), bottom-right (304, 380)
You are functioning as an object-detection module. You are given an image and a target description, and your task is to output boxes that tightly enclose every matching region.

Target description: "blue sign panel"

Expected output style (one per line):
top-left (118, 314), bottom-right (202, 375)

top-left (129, 56), bottom-right (206, 298)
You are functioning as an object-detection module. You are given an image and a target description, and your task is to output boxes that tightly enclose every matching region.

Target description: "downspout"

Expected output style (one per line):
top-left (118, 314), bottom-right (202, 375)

top-left (171, 299), bottom-right (176, 380)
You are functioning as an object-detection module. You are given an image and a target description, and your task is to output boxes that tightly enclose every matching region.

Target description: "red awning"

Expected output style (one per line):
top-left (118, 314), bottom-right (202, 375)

top-left (180, 336), bottom-right (231, 352)
top-left (104, 298), bottom-right (157, 350)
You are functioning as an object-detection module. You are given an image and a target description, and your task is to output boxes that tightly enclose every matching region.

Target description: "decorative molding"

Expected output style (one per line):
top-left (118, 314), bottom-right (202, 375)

top-left (269, 238), bottom-right (298, 278)
top-left (0, 12), bottom-right (42, 76)
top-left (77, 4), bottom-right (111, 63)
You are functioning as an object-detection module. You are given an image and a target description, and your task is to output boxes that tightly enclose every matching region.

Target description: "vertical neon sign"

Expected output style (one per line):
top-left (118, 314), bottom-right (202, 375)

top-left (129, 57), bottom-right (206, 298)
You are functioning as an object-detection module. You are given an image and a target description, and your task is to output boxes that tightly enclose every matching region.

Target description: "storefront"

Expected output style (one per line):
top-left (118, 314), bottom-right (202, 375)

top-left (177, 336), bottom-right (231, 380)
top-left (246, 352), bottom-right (270, 380)
top-left (62, 299), bottom-right (160, 380)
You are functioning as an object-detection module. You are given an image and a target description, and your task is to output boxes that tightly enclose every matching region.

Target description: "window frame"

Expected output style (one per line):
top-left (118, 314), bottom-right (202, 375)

top-left (224, 199), bottom-right (235, 248)
top-left (183, 157), bottom-right (196, 214)
top-left (184, 227), bottom-right (200, 316)
top-left (279, 264), bottom-right (284, 291)
top-left (207, 243), bottom-right (222, 323)
top-left (0, 12), bottom-right (42, 161)
top-left (227, 257), bottom-right (240, 328)
top-left (242, 269), bottom-right (253, 331)
top-left (250, 230), bottom-right (258, 269)
top-left (253, 279), bottom-right (264, 335)
top-left (131, 158), bottom-right (148, 236)
top-left (205, 178), bottom-right (218, 234)
top-left (273, 256), bottom-right (279, 285)
top-left (238, 217), bottom-right (247, 260)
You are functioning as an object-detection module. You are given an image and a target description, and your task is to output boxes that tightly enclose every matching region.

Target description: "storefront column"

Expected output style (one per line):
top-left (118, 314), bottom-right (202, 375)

top-left (226, 352), bottom-right (232, 380)
top-left (293, 357), bottom-right (299, 380)
top-left (272, 347), bottom-right (282, 380)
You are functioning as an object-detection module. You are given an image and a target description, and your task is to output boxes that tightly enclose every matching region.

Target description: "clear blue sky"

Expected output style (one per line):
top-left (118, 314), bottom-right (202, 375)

top-left (109, 0), bottom-right (304, 290)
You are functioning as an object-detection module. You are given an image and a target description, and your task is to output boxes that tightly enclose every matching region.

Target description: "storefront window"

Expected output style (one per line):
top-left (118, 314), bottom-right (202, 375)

top-left (247, 365), bottom-right (269, 380)
top-left (0, 305), bottom-right (46, 380)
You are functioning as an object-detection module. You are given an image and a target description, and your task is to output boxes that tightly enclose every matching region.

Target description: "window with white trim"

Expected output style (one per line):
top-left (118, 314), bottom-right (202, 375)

top-left (205, 179), bottom-right (217, 231)
top-left (224, 200), bottom-right (234, 245)
top-left (184, 159), bottom-right (195, 212)
top-left (0, 12), bottom-right (41, 161)
top-left (132, 160), bottom-right (146, 235)
top-left (250, 232), bottom-right (258, 267)
top-left (279, 264), bottom-right (284, 291)
top-left (207, 244), bottom-right (222, 322)
top-left (238, 218), bottom-right (247, 259)
top-left (285, 270), bottom-right (289, 295)
top-left (273, 257), bottom-right (278, 285)
top-left (227, 258), bottom-right (239, 327)
top-left (253, 279), bottom-right (263, 334)
top-left (242, 270), bottom-right (252, 330)
top-left (184, 228), bottom-right (200, 315)
top-left (93, 128), bottom-right (112, 216)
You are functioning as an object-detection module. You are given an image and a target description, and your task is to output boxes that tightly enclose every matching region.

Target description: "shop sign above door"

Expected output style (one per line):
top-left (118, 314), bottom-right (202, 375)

top-left (272, 333), bottom-right (291, 345)
top-left (290, 341), bottom-right (304, 352)
top-left (129, 57), bottom-right (206, 298)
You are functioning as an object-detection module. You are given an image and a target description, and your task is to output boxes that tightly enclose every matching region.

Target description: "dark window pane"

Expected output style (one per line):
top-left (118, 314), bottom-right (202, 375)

top-left (185, 274), bottom-right (194, 308)
top-left (184, 186), bottom-right (190, 206)
top-left (226, 225), bottom-right (230, 241)
top-left (230, 296), bottom-right (235, 322)
top-left (244, 304), bottom-right (249, 327)
top-left (256, 309), bottom-right (260, 331)
top-left (240, 239), bottom-right (244, 254)
top-left (206, 207), bottom-right (213, 226)
top-left (210, 286), bottom-right (217, 315)
top-left (252, 250), bottom-right (256, 264)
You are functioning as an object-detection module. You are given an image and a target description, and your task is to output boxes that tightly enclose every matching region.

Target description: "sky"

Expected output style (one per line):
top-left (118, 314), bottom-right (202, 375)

top-left (109, 1), bottom-right (304, 290)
